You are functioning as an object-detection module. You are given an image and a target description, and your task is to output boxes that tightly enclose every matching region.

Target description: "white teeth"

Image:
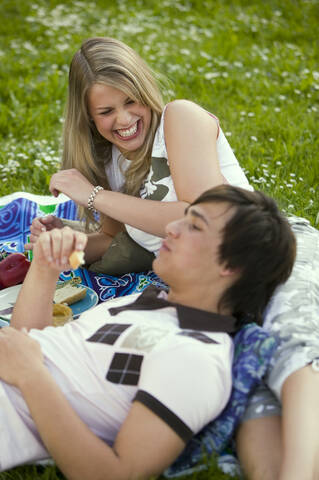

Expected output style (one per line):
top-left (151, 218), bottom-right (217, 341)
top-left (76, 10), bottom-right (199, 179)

top-left (117, 122), bottom-right (138, 138)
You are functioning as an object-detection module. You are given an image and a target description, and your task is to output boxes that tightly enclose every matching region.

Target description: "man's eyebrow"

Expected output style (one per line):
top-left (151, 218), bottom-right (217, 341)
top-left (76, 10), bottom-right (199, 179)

top-left (185, 206), bottom-right (209, 225)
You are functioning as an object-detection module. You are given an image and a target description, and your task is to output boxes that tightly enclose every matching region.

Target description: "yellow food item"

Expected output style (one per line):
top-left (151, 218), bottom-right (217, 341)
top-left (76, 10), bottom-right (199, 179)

top-left (69, 250), bottom-right (85, 270)
top-left (52, 303), bottom-right (73, 327)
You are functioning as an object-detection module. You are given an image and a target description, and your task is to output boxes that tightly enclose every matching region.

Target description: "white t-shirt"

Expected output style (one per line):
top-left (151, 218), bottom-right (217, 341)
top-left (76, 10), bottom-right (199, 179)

top-left (0, 287), bottom-right (234, 471)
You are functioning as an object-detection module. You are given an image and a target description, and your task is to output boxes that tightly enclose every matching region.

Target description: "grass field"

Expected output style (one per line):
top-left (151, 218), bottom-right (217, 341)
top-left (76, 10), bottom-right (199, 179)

top-left (0, 0), bottom-right (318, 478)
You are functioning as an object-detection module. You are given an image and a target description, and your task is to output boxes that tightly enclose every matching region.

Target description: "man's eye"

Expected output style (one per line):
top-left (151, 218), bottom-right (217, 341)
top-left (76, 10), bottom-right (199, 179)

top-left (189, 223), bottom-right (201, 231)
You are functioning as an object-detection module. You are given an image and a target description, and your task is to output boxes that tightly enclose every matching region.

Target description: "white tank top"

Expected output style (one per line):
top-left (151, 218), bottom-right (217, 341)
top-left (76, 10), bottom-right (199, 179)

top-left (106, 106), bottom-right (253, 253)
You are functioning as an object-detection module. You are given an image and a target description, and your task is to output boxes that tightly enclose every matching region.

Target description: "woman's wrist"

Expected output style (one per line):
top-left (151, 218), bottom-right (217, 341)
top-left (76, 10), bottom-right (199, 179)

top-left (87, 186), bottom-right (104, 214)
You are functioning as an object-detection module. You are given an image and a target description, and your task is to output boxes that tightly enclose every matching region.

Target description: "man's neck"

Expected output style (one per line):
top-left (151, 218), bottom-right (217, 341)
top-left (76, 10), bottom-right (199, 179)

top-left (167, 286), bottom-right (232, 316)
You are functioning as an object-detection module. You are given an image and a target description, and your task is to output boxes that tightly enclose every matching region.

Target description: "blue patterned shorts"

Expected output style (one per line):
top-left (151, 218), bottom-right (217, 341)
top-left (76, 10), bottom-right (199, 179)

top-left (243, 216), bottom-right (319, 420)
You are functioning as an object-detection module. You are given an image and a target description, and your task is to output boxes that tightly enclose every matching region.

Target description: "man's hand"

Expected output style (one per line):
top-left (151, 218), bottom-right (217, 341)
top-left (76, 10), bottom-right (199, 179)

top-left (12, 228), bottom-right (87, 330)
top-left (0, 327), bottom-right (44, 388)
top-left (25, 215), bottom-right (64, 251)
top-left (33, 226), bottom-right (88, 272)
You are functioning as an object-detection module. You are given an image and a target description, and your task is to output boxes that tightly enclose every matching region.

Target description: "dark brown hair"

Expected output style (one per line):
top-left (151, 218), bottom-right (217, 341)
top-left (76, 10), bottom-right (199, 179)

top-left (192, 185), bottom-right (296, 325)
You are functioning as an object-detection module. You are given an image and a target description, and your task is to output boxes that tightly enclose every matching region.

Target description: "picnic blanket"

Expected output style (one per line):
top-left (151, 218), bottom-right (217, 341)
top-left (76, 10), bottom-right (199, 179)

top-left (0, 192), bottom-right (278, 478)
top-left (0, 192), bottom-right (166, 300)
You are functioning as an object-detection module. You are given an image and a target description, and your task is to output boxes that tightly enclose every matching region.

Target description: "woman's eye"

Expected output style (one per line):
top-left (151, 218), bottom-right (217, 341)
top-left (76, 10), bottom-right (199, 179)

top-left (126, 99), bottom-right (135, 105)
top-left (100, 110), bottom-right (112, 116)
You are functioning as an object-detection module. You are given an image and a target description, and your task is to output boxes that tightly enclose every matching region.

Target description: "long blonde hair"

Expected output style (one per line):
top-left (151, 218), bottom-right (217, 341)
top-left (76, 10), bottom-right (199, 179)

top-left (62, 37), bottom-right (164, 228)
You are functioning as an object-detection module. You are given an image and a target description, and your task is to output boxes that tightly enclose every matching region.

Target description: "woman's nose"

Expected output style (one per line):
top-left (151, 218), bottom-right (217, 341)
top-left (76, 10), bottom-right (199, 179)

top-left (116, 108), bottom-right (132, 127)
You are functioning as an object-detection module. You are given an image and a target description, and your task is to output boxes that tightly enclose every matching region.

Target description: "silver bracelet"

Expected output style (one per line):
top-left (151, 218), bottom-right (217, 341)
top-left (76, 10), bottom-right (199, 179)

top-left (87, 186), bottom-right (104, 213)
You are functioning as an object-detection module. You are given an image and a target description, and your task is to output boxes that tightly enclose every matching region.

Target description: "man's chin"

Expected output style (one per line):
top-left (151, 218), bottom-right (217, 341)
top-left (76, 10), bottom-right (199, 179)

top-left (152, 257), bottom-right (164, 281)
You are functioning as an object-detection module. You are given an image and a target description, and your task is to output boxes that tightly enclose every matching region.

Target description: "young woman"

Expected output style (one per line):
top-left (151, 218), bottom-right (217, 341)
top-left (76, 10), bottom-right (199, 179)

top-left (26, 36), bottom-right (252, 275)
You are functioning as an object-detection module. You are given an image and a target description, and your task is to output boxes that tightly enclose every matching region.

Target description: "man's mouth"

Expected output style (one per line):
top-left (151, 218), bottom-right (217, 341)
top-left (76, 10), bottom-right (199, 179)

top-left (115, 120), bottom-right (139, 139)
top-left (160, 240), bottom-right (171, 252)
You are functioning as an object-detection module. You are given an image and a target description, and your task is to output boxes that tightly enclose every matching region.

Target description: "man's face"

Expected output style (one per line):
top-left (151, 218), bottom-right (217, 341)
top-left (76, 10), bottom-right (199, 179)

top-left (153, 201), bottom-right (234, 287)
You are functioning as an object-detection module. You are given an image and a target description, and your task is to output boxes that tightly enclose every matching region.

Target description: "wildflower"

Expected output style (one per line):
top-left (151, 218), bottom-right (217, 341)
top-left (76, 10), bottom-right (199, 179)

top-left (204, 72), bottom-right (220, 80)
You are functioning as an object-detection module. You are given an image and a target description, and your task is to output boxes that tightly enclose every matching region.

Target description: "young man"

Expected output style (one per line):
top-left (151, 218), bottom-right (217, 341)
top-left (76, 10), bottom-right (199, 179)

top-left (0, 185), bottom-right (295, 479)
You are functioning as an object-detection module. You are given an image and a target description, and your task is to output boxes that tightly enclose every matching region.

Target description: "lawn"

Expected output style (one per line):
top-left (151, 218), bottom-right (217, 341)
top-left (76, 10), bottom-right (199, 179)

top-left (0, 0), bottom-right (318, 478)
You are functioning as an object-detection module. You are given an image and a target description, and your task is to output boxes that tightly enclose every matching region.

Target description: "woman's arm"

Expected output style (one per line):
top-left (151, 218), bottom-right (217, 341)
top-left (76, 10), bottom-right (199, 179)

top-left (25, 213), bottom-right (123, 264)
top-left (164, 99), bottom-right (223, 199)
top-left (83, 215), bottom-right (124, 264)
top-left (49, 100), bottom-right (223, 238)
top-left (0, 327), bottom-right (185, 480)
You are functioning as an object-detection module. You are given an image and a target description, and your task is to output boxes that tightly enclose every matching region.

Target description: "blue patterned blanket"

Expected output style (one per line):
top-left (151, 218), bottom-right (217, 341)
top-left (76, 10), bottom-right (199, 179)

top-left (0, 193), bottom-right (277, 478)
top-left (0, 193), bottom-right (165, 300)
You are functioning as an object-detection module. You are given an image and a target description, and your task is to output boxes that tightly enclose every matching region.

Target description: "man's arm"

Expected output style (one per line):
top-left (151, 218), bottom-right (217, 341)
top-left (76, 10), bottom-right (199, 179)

top-left (11, 227), bottom-right (87, 330)
top-left (22, 372), bottom-right (185, 480)
top-left (0, 326), bottom-right (184, 480)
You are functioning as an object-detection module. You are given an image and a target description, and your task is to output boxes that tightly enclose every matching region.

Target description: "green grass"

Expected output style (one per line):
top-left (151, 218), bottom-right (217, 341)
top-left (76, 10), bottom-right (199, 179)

top-left (0, 0), bottom-right (318, 478)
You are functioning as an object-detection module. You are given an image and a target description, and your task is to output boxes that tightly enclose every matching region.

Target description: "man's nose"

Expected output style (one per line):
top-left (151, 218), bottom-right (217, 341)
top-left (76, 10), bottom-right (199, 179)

top-left (165, 219), bottom-right (181, 238)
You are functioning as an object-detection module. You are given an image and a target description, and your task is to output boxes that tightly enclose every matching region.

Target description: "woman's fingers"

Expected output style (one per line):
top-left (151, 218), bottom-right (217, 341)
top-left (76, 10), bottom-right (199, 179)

top-left (49, 169), bottom-right (93, 206)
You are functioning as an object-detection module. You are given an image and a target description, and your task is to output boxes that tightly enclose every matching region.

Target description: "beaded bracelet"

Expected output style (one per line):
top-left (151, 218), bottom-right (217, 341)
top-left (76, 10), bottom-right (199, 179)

top-left (87, 185), bottom-right (104, 214)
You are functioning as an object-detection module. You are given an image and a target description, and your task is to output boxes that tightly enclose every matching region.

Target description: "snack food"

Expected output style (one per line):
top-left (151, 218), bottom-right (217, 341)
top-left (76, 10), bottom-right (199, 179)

top-left (69, 250), bottom-right (85, 270)
top-left (52, 303), bottom-right (73, 326)
top-left (54, 283), bottom-right (87, 305)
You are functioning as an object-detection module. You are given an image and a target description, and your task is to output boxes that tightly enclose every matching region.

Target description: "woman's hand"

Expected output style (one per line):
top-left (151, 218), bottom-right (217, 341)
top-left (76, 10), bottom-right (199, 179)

top-left (0, 327), bottom-right (45, 388)
top-left (50, 169), bottom-right (93, 206)
top-left (33, 226), bottom-right (88, 272)
top-left (25, 215), bottom-right (64, 251)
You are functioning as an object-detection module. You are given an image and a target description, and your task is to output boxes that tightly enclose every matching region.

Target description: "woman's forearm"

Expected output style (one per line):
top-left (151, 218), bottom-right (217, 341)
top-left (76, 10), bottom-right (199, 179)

top-left (84, 232), bottom-right (114, 264)
top-left (94, 192), bottom-right (189, 238)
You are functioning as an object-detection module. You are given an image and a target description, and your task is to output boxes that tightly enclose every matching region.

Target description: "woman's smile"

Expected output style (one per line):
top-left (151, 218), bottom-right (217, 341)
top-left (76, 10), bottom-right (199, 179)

top-left (114, 119), bottom-right (140, 140)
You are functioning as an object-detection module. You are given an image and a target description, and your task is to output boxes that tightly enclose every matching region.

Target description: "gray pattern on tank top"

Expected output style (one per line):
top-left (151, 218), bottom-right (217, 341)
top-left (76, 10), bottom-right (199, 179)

top-left (140, 157), bottom-right (171, 201)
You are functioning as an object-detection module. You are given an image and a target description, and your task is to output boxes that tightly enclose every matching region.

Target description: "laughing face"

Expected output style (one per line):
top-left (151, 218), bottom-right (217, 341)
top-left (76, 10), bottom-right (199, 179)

top-left (88, 83), bottom-right (152, 153)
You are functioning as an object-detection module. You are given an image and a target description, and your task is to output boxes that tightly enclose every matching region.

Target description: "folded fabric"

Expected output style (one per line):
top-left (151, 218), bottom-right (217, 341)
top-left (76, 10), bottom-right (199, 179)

top-left (164, 323), bottom-right (278, 478)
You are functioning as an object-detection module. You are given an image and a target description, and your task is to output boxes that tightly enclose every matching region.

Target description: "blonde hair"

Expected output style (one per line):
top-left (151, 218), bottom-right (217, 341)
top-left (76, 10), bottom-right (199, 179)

top-left (62, 37), bottom-right (164, 228)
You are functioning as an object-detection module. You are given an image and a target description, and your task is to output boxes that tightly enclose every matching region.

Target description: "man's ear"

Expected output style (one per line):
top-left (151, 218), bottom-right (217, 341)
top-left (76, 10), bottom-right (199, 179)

top-left (220, 265), bottom-right (240, 278)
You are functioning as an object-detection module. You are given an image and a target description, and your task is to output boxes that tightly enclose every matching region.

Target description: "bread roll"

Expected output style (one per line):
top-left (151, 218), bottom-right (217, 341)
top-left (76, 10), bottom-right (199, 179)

top-left (69, 250), bottom-right (85, 270)
top-left (54, 283), bottom-right (87, 305)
